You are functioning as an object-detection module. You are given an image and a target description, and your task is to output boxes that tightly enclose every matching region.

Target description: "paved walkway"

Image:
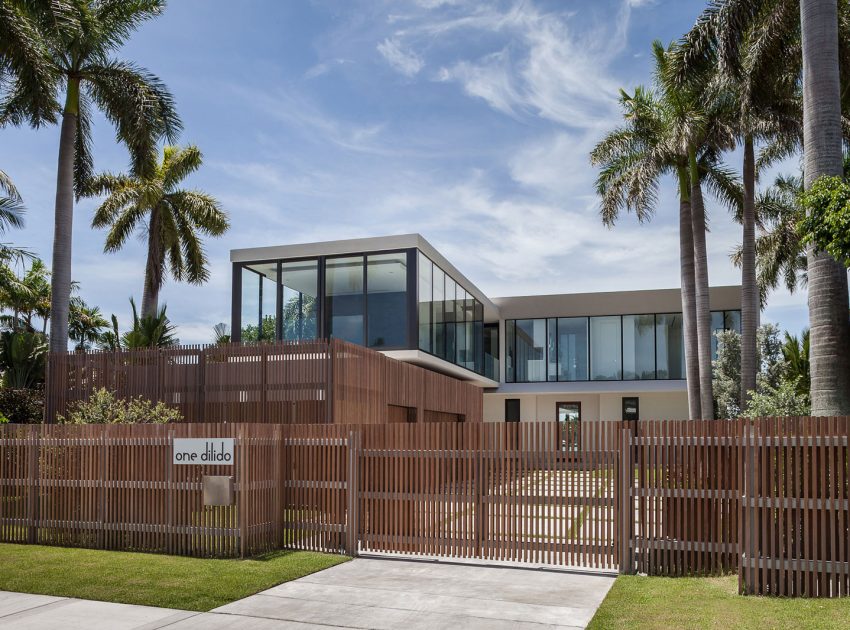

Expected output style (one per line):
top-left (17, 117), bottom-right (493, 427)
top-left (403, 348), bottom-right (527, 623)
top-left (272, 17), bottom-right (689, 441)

top-left (0, 556), bottom-right (616, 629)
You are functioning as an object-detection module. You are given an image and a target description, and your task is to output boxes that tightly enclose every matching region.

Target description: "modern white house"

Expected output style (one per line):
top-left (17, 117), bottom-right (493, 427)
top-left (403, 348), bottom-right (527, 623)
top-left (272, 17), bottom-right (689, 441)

top-left (231, 234), bottom-right (741, 423)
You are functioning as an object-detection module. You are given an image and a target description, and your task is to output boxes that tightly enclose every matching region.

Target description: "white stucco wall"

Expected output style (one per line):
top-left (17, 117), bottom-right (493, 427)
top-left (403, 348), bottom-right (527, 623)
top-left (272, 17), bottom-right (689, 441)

top-left (484, 390), bottom-right (689, 422)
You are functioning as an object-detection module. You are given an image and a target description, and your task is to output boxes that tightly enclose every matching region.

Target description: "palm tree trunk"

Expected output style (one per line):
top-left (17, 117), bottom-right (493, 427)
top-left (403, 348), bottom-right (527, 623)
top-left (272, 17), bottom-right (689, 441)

top-left (141, 207), bottom-right (162, 318)
top-left (678, 165), bottom-right (701, 420)
top-left (689, 150), bottom-right (715, 420)
top-left (801, 0), bottom-right (850, 415)
top-left (48, 79), bottom-right (79, 356)
top-left (740, 135), bottom-right (759, 412)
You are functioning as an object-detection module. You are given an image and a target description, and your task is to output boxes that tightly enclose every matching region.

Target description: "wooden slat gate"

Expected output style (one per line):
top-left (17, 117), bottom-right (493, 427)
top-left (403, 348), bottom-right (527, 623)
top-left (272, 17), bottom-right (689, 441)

top-left (353, 422), bottom-right (621, 570)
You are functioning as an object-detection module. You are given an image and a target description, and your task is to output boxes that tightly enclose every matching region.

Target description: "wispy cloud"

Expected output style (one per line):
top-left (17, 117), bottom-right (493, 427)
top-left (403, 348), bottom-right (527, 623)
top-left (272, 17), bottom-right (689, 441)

top-left (377, 37), bottom-right (425, 76)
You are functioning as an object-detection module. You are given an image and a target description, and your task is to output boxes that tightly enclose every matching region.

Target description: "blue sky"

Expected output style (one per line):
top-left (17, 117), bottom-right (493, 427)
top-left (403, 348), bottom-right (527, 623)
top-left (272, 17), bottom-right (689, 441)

top-left (0, 0), bottom-right (808, 344)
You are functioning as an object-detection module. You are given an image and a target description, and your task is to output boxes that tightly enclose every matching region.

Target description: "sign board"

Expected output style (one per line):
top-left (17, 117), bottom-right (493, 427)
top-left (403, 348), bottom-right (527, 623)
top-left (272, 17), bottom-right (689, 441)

top-left (172, 438), bottom-right (235, 465)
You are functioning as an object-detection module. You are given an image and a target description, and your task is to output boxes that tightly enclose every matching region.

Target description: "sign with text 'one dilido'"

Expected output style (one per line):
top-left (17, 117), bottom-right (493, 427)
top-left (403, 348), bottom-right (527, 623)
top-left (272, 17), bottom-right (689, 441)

top-left (172, 438), bottom-right (235, 465)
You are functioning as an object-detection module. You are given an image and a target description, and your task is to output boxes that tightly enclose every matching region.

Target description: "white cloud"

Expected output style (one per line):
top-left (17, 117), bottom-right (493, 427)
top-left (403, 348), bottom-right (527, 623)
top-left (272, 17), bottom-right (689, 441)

top-left (377, 37), bottom-right (425, 76)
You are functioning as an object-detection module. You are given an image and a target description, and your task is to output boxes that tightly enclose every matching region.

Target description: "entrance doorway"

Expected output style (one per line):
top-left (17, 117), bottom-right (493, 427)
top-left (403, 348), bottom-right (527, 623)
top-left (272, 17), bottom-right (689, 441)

top-left (556, 401), bottom-right (581, 452)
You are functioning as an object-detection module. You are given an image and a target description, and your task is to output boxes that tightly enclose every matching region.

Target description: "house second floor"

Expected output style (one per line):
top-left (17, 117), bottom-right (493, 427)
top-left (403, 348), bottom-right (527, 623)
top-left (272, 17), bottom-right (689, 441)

top-left (231, 234), bottom-right (741, 392)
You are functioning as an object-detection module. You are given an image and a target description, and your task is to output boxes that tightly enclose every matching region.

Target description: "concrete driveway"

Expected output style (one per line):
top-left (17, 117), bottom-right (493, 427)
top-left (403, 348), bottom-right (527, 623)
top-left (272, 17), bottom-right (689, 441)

top-left (0, 556), bottom-right (615, 629)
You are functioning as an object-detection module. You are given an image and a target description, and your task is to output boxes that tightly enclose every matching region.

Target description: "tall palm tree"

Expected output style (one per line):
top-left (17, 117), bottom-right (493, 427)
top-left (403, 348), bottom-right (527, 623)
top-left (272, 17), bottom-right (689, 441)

top-left (800, 0), bottom-right (850, 415)
top-left (89, 145), bottom-right (228, 318)
top-left (679, 0), bottom-right (850, 415)
top-left (0, 0), bottom-right (181, 354)
top-left (590, 47), bottom-right (740, 420)
top-left (677, 5), bottom-right (802, 410)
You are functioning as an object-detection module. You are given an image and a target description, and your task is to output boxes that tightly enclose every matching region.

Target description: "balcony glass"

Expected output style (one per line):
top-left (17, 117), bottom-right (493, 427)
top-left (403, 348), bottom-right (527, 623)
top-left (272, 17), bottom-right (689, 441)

top-left (367, 252), bottom-right (408, 348)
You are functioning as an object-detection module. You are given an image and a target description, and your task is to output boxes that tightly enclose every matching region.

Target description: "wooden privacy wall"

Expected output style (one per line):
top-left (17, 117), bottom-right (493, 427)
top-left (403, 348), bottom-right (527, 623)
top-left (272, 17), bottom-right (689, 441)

top-left (740, 417), bottom-right (850, 597)
top-left (44, 339), bottom-right (482, 425)
top-left (2, 418), bottom-right (848, 597)
top-left (0, 423), bottom-right (281, 558)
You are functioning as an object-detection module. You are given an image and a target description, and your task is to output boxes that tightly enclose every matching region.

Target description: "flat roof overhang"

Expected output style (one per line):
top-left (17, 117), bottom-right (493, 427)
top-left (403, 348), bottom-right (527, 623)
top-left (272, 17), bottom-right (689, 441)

top-left (379, 349), bottom-right (500, 388)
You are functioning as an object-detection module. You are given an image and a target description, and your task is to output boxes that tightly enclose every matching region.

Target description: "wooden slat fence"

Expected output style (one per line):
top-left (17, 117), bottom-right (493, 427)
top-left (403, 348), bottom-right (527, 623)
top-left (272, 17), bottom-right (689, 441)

top-left (44, 339), bottom-right (482, 425)
top-left (1, 418), bottom-right (848, 597)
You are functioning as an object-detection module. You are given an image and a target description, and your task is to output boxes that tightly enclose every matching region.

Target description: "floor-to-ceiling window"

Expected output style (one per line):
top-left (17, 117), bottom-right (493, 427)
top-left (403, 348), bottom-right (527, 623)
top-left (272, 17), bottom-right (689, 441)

top-left (325, 255), bottom-right (365, 345)
top-left (656, 313), bottom-right (685, 379)
top-left (557, 317), bottom-right (588, 381)
top-left (623, 314), bottom-right (656, 380)
top-left (240, 262), bottom-right (278, 341)
top-left (416, 252), bottom-right (487, 376)
top-left (590, 316), bottom-right (622, 380)
top-left (367, 252), bottom-right (407, 348)
top-left (505, 310), bottom-right (739, 383)
top-left (282, 259), bottom-right (318, 341)
top-left (418, 251), bottom-right (432, 353)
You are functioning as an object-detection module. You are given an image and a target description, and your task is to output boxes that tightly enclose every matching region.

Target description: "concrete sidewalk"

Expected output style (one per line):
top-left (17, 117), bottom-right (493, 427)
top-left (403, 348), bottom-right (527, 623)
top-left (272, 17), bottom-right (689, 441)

top-left (1, 556), bottom-right (615, 629)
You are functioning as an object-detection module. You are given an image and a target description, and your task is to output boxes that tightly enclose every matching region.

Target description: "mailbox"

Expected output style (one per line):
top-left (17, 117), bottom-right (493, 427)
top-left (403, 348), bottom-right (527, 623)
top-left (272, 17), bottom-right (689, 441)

top-left (203, 475), bottom-right (234, 506)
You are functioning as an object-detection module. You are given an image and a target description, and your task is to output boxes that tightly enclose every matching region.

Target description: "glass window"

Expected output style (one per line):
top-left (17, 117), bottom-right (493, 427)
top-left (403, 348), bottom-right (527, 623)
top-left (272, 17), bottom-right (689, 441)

top-left (725, 310), bottom-right (741, 333)
top-left (590, 316), bottom-right (622, 380)
top-left (241, 263), bottom-right (277, 342)
top-left (557, 317), bottom-right (588, 381)
top-left (455, 286), bottom-right (466, 365)
top-left (711, 310), bottom-right (725, 359)
top-left (656, 313), bottom-right (685, 379)
top-left (326, 256), bottom-right (364, 345)
top-left (483, 323), bottom-right (499, 380)
top-left (506, 320), bottom-right (515, 382)
top-left (623, 314), bottom-right (656, 380)
top-left (367, 252), bottom-right (407, 348)
top-left (418, 253), bottom-right (432, 352)
top-left (474, 299), bottom-right (484, 374)
top-left (432, 266), bottom-right (445, 359)
top-left (547, 318), bottom-right (557, 382)
top-left (514, 319), bottom-right (547, 382)
top-left (444, 276), bottom-right (456, 362)
top-left (282, 259), bottom-right (318, 341)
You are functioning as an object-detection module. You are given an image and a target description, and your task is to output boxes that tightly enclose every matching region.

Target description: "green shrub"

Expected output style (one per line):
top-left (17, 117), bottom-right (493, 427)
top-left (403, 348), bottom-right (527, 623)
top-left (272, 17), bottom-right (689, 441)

top-left (58, 388), bottom-right (182, 425)
top-left (0, 387), bottom-right (44, 424)
top-left (0, 331), bottom-right (47, 388)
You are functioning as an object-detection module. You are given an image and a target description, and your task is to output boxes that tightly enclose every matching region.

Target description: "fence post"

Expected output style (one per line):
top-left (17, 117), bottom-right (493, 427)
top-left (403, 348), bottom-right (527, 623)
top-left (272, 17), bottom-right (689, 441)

top-left (26, 425), bottom-right (39, 543)
top-left (238, 426), bottom-right (247, 558)
top-left (619, 426), bottom-right (633, 574)
top-left (346, 430), bottom-right (360, 557)
top-left (166, 429), bottom-right (174, 554)
top-left (97, 428), bottom-right (105, 549)
top-left (474, 447), bottom-right (485, 559)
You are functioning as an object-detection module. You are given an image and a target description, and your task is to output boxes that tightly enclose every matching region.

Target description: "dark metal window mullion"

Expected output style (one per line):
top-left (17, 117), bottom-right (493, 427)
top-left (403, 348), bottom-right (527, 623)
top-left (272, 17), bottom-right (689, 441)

top-left (276, 261), bottom-right (283, 341)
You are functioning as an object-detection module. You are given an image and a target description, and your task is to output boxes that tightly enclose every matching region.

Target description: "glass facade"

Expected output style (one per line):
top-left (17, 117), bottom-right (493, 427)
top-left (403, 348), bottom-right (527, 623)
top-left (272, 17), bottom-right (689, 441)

top-left (282, 260), bottom-right (318, 341)
top-left (711, 310), bottom-right (742, 359)
top-left (325, 255), bottom-right (365, 345)
top-left (656, 313), bottom-right (685, 379)
top-left (367, 252), bottom-right (408, 348)
top-left (506, 310), bottom-right (742, 383)
top-left (416, 253), bottom-right (486, 375)
top-left (240, 263), bottom-right (278, 341)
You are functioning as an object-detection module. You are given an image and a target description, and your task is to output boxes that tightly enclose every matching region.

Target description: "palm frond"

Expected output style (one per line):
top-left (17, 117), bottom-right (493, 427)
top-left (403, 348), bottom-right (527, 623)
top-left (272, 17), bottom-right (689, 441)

top-left (0, 196), bottom-right (25, 233)
top-left (162, 145), bottom-right (203, 191)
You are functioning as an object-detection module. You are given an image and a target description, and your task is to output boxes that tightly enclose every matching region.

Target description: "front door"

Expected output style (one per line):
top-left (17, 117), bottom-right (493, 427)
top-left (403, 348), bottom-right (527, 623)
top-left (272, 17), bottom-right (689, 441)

top-left (556, 401), bottom-right (581, 452)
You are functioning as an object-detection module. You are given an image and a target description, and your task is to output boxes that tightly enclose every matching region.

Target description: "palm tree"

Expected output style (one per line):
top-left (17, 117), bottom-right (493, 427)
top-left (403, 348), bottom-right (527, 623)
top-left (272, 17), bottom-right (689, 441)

top-left (89, 145), bottom-right (228, 318)
top-left (68, 296), bottom-right (108, 351)
top-left (800, 0), bottom-right (850, 414)
top-left (122, 297), bottom-right (178, 348)
top-left (98, 313), bottom-right (121, 351)
top-left (592, 42), bottom-right (738, 420)
top-left (0, 1), bottom-right (181, 354)
top-left (782, 328), bottom-right (810, 396)
top-left (677, 19), bottom-right (801, 411)
top-left (679, 0), bottom-right (850, 415)
top-left (212, 322), bottom-right (230, 345)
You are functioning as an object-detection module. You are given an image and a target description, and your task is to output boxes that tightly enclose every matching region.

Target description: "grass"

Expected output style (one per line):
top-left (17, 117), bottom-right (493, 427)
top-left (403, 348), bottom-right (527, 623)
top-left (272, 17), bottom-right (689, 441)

top-left (588, 574), bottom-right (850, 630)
top-left (0, 543), bottom-right (349, 611)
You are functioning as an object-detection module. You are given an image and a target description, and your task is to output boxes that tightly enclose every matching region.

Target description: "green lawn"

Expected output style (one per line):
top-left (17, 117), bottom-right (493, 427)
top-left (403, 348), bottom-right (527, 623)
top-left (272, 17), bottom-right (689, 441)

top-left (588, 575), bottom-right (850, 630)
top-left (0, 543), bottom-right (349, 611)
